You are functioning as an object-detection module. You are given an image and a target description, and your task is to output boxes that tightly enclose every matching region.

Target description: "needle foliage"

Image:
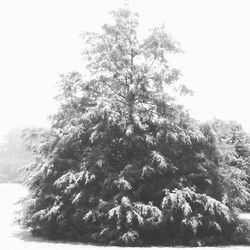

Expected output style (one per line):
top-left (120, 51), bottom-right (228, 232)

top-left (18, 6), bottom-right (250, 246)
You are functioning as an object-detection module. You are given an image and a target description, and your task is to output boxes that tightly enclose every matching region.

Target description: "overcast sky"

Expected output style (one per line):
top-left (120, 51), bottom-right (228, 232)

top-left (0, 0), bottom-right (250, 137)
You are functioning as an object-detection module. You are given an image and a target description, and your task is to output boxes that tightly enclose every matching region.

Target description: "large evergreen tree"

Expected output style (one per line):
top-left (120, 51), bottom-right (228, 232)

top-left (19, 6), bottom-right (249, 246)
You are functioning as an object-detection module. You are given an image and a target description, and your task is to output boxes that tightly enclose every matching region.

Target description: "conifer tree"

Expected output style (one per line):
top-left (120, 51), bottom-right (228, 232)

top-left (208, 119), bottom-right (250, 208)
top-left (19, 6), bottom-right (249, 246)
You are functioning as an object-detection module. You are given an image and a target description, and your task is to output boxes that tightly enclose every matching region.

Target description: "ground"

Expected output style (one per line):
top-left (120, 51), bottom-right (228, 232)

top-left (0, 183), bottom-right (250, 250)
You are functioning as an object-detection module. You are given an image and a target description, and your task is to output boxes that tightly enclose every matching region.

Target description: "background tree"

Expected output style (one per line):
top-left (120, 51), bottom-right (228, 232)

top-left (0, 127), bottom-right (32, 182)
top-left (18, 6), bottom-right (249, 246)
top-left (207, 119), bottom-right (250, 209)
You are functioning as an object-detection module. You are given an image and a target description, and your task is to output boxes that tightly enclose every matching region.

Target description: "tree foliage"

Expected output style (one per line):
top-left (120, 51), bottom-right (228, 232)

top-left (208, 119), bottom-right (250, 209)
top-left (18, 6), bottom-right (250, 246)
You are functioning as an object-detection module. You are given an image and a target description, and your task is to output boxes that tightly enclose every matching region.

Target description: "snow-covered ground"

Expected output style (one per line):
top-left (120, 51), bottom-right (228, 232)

top-left (0, 183), bottom-right (250, 250)
top-left (0, 183), bottom-right (86, 250)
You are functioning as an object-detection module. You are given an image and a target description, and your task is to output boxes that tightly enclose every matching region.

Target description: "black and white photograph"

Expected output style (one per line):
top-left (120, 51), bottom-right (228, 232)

top-left (1, 0), bottom-right (250, 249)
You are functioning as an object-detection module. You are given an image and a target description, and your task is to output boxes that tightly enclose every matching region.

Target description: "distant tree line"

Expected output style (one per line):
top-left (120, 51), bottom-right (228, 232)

top-left (18, 6), bottom-right (250, 246)
top-left (0, 127), bottom-right (32, 183)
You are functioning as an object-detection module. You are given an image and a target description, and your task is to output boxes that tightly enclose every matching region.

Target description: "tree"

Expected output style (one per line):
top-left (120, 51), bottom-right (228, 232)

top-left (207, 119), bottom-right (250, 209)
top-left (18, 6), bottom-right (249, 246)
top-left (0, 127), bottom-right (33, 182)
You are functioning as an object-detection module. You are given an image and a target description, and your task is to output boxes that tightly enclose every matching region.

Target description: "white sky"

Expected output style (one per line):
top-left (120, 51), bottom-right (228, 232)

top-left (0, 0), bottom-right (250, 137)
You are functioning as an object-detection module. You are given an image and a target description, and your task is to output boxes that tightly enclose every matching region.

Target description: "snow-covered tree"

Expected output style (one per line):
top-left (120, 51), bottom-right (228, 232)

top-left (18, 6), bottom-right (249, 246)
